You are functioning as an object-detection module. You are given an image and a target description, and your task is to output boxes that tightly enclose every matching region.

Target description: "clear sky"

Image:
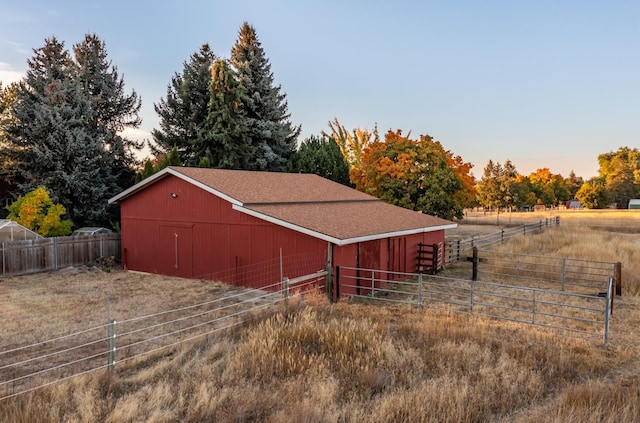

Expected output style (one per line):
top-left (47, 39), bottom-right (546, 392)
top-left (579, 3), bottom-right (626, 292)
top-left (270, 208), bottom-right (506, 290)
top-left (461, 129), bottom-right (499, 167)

top-left (1, 0), bottom-right (638, 179)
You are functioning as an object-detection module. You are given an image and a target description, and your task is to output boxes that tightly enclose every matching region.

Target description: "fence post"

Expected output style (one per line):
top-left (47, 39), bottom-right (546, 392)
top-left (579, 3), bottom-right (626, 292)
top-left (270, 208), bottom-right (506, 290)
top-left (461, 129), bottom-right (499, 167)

top-left (432, 243), bottom-right (438, 274)
top-left (501, 229), bottom-right (504, 243)
top-left (470, 279), bottom-right (475, 314)
top-left (1, 242), bottom-right (4, 277)
top-left (532, 290), bottom-right (536, 324)
top-left (418, 273), bottom-right (423, 313)
top-left (614, 262), bottom-right (622, 296)
top-left (53, 237), bottom-right (58, 271)
top-left (472, 247), bottom-right (478, 281)
top-left (456, 239), bottom-right (461, 262)
top-left (107, 320), bottom-right (117, 373)
top-left (283, 277), bottom-right (290, 300)
top-left (371, 270), bottom-right (375, 297)
top-left (604, 277), bottom-right (613, 344)
top-left (561, 259), bottom-right (566, 291)
top-left (334, 266), bottom-right (340, 302)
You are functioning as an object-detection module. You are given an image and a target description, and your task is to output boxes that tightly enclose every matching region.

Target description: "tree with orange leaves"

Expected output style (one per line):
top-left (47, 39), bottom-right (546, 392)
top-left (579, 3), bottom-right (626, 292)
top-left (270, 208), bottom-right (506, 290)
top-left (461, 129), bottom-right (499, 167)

top-left (351, 130), bottom-right (468, 220)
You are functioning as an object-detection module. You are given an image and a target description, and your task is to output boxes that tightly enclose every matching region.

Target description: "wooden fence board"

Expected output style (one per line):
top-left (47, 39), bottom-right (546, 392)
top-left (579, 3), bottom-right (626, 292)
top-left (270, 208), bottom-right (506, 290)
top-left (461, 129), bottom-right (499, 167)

top-left (0, 234), bottom-right (121, 277)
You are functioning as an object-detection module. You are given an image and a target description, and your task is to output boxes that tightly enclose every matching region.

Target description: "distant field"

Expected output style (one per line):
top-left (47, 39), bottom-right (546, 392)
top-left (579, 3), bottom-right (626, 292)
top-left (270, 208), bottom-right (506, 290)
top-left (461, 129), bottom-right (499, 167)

top-left (460, 209), bottom-right (640, 232)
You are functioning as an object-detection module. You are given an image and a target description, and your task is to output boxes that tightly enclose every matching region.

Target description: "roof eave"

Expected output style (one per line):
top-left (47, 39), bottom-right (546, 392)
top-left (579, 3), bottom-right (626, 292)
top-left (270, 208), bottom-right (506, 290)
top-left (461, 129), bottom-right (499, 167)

top-left (233, 205), bottom-right (457, 246)
top-left (108, 167), bottom-right (243, 206)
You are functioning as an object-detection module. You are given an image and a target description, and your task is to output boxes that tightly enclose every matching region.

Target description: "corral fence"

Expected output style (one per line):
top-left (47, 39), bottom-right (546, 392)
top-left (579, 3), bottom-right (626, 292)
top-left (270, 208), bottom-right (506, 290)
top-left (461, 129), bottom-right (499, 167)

top-left (0, 234), bottom-right (121, 277)
top-left (444, 217), bottom-right (560, 266)
top-left (0, 269), bottom-right (327, 401)
top-left (471, 248), bottom-right (622, 297)
top-left (337, 266), bottom-right (613, 344)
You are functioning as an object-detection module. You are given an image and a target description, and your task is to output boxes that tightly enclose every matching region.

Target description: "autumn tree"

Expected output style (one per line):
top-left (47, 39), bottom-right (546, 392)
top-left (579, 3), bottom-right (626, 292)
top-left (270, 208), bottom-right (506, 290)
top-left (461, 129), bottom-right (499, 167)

top-left (351, 130), bottom-right (464, 220)
top-left (598, 147), bottom-right (639, 208)
top-left (576, 178), bottom-right (609, 209)
top-left (445, 150), bottom-right (476, 208)
top-left (528, 168), bottom-right (570, 207)
top-left (7, 186), bottom-right (72, 236)
top-left (286, 135), bottom-right (350, 185)
top-left (322, 117), bottom-right (379, 169)
top-left (152, 44), bottom-right (215, 164)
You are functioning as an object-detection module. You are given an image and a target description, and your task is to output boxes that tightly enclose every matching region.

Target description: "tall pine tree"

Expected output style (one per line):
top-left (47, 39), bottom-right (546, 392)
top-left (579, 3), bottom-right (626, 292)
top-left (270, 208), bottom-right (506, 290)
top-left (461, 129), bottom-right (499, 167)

top-left (73, 33), bottom-right (143, 195)
top-left (196, 59), bottom-right (253, 169)
top-left (231, 22), bottom-right (300, 171)
top-left (152, 44), bottom-right (215, 164)
top-left (3, 37), bottom-right (108, 224)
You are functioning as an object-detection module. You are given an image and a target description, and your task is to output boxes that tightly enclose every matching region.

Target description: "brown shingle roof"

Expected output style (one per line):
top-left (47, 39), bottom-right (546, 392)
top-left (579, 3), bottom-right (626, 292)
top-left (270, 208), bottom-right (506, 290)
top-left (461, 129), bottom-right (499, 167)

top-left (109, 167), bottom-right (456, 245)
top-left (171, 167), bottom-right (376, 205)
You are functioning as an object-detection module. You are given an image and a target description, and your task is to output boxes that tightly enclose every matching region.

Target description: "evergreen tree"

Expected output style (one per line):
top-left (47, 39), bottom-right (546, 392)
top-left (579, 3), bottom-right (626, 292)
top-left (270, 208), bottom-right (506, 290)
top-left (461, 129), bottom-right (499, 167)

top-left (565, 170), bottom-right (584, 199)
top-left (152, 44), bottom-right (215, 164)
top-left (286, 135), bottom-right (351, 186)
top-left (3, 37), bottom-right (109, 224)
top-left (231, 22), bottom-right (300, 171)
top-left (476, 160), bottom-right (521, 211)
top-left (73, 34), bottom-right (142, 197)
top-left (196, 59), bottom-right (252, 169)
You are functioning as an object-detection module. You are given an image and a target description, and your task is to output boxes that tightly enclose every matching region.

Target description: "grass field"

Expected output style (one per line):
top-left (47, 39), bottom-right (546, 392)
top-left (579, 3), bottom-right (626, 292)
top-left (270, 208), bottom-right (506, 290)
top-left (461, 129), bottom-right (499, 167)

top-left (1, 218), bottom-right (639, 422)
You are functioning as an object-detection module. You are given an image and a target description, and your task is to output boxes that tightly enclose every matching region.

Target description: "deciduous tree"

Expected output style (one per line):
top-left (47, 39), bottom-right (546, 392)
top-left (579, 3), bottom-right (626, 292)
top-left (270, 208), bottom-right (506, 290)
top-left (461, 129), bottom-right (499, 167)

top-left (7, 186), bottom-right (72, 236)
top-left (576, 178), bottom-right (609, 209)
top-left (322, 117), bottom-right (379, 169)
top-left (351, 130), bottom-right (464, 220)
top-left (598, 147), bottom-right (639, 208)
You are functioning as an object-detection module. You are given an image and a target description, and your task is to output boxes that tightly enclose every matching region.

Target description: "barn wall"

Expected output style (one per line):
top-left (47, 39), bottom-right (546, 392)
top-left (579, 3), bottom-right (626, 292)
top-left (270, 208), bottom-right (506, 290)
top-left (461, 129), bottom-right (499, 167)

top-left (333, 230), bottom-right (446, 299)
top-left (120, 175), bottom-right (326, 289)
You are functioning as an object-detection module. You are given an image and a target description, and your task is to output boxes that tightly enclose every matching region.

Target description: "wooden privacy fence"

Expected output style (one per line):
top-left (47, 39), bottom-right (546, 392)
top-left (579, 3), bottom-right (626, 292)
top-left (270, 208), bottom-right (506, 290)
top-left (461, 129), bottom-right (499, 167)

top-left (0, 234), bottom-right (121, 277)
top-left (444, 218), bottom-right (560, 265)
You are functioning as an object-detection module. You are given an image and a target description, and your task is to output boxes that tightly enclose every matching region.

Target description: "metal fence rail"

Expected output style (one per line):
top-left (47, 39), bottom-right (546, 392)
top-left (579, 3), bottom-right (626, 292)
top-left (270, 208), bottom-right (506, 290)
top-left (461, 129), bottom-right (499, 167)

top-left (0, 270), bottom-right (326, 401)
top-left (474, 250), bottom-right (621, 295)
top-left (444, 218), bottom-right (560, 265)
top-left (0, 234), bottom-right (121, 277)
top-left (337, 266), bottom-right (612, 344)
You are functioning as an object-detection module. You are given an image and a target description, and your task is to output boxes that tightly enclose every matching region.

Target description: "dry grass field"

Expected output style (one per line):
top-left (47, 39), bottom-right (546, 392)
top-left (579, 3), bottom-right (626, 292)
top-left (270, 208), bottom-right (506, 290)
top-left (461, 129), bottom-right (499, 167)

top-left (1, 218), bottom-right (639, 422)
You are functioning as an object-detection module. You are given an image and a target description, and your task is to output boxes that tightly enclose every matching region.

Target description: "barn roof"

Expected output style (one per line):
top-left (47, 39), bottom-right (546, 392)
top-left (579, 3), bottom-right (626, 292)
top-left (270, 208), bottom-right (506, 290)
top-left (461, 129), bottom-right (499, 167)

top-left (109, 167), bottom-right (457, 246)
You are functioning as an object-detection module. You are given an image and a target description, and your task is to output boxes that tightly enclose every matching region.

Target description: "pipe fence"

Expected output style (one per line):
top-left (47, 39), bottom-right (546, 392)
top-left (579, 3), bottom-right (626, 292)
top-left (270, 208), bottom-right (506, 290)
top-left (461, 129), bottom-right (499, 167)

top-left (444, 218), bottom-right (560, 266)
top-left (337, 266), bottom-right (612, 344)
top-left (0, 270), bottom-right (326, 402)
top-left (473, 249), bottom-right (621, 295)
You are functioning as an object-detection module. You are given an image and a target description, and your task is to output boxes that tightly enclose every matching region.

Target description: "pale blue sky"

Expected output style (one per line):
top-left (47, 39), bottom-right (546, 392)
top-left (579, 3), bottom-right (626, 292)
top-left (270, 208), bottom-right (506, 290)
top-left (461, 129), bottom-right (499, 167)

top-left (1, 0), bottom-right (638, 179)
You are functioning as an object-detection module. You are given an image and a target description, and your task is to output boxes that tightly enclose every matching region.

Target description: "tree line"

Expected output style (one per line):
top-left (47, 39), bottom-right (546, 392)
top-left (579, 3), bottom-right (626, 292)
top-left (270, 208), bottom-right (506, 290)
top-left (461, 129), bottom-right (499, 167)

top-left (1, 23), bottom-right (638, 236)
top-left (475, 147), bottom-right (640, 211)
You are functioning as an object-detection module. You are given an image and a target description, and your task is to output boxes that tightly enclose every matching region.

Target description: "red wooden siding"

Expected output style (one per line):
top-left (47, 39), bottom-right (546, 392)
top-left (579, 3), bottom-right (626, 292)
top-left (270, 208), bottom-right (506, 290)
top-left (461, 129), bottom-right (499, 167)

top-left (120, 175), bottom-right (326, 289)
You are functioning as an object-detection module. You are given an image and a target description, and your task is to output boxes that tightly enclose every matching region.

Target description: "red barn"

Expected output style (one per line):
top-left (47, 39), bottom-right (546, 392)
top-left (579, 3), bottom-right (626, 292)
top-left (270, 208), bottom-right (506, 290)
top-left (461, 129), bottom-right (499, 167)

top-left (109, 167), bottom-right (456, 297)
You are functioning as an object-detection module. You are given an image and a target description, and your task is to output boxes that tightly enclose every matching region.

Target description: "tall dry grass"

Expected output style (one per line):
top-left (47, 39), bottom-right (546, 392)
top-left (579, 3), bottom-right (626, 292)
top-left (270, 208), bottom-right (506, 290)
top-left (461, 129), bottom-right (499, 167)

top-left (2, 225), bottom-right (640, 422)
top-left (1, 293), bottom-right (636, 423)
top-left (487, 225), bottom-right (640, 296)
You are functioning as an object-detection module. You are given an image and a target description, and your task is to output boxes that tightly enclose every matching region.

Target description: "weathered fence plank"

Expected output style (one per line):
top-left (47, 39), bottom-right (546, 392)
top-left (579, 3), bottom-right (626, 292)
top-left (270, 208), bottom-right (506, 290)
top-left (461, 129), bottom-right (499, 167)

top-left (0, 234), bottom-right (121, 277)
